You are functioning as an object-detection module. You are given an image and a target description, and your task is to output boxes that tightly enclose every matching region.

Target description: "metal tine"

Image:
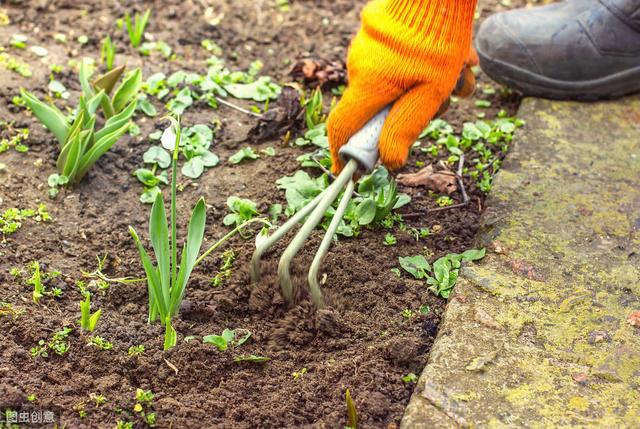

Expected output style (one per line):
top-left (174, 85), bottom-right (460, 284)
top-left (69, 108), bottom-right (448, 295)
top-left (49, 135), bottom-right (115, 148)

top-left (250, 191), bottom-right (325, 283)
top-left (277, 159), bottom-right (359, 304)
top-left (308, 179), bottom-right (355, 309)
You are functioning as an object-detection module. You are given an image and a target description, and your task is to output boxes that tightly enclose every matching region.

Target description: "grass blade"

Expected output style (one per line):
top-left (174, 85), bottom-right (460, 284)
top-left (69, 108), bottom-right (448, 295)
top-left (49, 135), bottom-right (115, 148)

top-left (79, 59), bottom-right (94, 98)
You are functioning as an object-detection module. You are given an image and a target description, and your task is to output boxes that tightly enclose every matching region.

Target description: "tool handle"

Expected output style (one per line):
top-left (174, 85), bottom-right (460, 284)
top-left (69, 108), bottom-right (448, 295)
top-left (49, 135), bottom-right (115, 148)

top-left (338, 106), bottom-right (390, 173)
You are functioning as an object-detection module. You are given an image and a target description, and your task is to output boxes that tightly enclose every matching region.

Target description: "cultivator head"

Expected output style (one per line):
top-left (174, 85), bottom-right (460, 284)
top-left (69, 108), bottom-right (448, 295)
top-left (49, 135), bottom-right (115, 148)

top-left (250, 108), bottom-right (390, 310)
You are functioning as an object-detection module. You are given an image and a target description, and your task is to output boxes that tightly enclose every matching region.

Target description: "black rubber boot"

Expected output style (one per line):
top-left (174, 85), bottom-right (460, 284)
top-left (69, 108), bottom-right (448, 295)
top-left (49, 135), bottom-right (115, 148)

top-left (475, 0), bottom-right (640, 100)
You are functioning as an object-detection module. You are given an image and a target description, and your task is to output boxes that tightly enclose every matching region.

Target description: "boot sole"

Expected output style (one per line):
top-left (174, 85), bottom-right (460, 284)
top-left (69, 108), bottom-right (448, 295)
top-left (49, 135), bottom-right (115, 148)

top-left (477, 48), bottom-right (640, 101)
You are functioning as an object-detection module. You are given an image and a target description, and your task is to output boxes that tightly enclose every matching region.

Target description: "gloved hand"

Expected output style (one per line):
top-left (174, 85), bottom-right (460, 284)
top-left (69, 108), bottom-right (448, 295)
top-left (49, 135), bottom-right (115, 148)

top-left (328, 0), bottom-right (478, 173)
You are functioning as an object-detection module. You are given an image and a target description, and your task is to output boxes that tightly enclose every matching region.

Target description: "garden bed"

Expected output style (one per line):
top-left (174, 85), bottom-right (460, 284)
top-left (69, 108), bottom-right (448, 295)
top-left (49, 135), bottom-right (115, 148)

top-left (0, 0), bottom-right (526, 427)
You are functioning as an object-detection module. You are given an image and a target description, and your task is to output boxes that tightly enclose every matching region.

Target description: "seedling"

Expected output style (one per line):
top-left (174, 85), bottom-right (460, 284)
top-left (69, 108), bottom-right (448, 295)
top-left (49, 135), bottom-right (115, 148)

top-left (24, 261), bottom-right (61, 303)
top-left (124, 9), bottom-right (151, 48)
top-left (401, 309), bottom-right (414, 319)
top-left (130, 118), bottom-right (268, 350)
top-left (128, 345), bottom-right (145, 357)
top-left (402, 373), bottom-right (418, 383)
top-left (301, 87), bottom-right (326, 129)
top-left (88, 336), bottom-right (113, 350)
top-left (79, 294), bottom-right (102, 332)
top-left (384, 233), bottom-right (397, 246)
top-left (399, 249), bottom-right (485, 298)
top-left (30, 327), bottom-right (72, 358)
top-left (101, 35), bottom-right (115, 70)
top-left (292, 367), bottom-right (307, 380)
top-left (21, 62), bottom-right (142, 192)
top-left (89, 393), bottom-right (107, 406)
top-left (203, 328), bottom-right (251, 351)
top-left (0, 205), bottom-right (51, 240)
top-left (345, 389), bottom-right (358, 429)
top-left (223, 197), bottom-right (259, 228)
top-left (211, 249), bottom-right (235, 287)
top-left (0, 121), bottom-right (29, 153)
top-left (133, 388), bottom-right (156, 426)
top-left (228, 146), bottom-right (259, 164)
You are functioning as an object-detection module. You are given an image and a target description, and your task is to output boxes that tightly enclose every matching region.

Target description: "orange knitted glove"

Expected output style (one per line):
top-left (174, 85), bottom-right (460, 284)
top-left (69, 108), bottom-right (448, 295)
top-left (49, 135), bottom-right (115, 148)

top-left (328, 0), bottom-right (478, 173)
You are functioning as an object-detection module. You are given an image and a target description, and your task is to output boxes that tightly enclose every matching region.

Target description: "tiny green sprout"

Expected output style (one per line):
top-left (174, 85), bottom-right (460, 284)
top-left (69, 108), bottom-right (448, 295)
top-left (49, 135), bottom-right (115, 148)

top-left (292, 367), bottom-right (307, 380)
top-left (88, 336), bottom-right (113, 350)
top-left (419, 304), bottom-right (430, 315)
top-left (75, 402), bottom-right (87, 418)
top-left (9, 267), bottom-right (22, 278)
top-left (89, 393), bottom-right (107, 406)
top-left (401, 309), bottom-right (414, 319)
top-left (77, 35), bottom-right (89, 45)
top-left (384, 233), bottom-right (397, 246)
top-left (475, 100), bottom-right (491, 108)
top-left (402, 373), bottom-right (418, 383)
top-left (211, 249), bottom-right (235, 287)
top-left (135, 388), bottom-right (154, 405)
top-left (116, 421), bottom-right (133, 429)
top-left (345, 389), bottom-right (358, 429)
top-left (435, 196), bottom-right (454, 207)
top-left (128, 345), bottom-right (145, 357)
top-left (50, 64), bottom-right (63, 74)
top-left (26, 394), bottom-right (37, 402)
top-left (79, 294), bottom-right (102, 332)
top-left (10, 34), bottom-right (27, 49)
top-left (203, 328), bottom-right (251, 352)
top-left (390, 268), bottom-right (401, 277)
top-left (101, 35), bottom-right (115, 70)
top-left (31, 327), bottom-right (72, 358)
top-left (27, 261), bottom-right (45, 304)
top-left (54, 33), bottom-right (67, 43)
top-left (124, 9), bottom-right (151, 48)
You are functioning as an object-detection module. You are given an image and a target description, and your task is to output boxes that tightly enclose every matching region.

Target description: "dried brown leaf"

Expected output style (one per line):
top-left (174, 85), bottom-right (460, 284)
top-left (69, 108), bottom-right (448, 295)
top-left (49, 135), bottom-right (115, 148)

top-left (397, 165), bottom-right (457, 195)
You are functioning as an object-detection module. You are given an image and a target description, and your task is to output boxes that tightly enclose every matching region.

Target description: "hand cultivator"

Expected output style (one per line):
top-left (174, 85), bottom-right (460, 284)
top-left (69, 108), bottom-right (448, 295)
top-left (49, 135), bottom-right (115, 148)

top-left (251, 108), bottom-right (390, 310)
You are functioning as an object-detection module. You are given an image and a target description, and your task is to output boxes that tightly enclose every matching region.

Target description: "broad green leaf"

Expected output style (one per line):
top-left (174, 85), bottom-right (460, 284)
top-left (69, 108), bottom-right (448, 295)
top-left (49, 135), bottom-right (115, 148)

top-left (170, 198), bottom-right (206, 314)
top-left (76, 120), bottom-right (129, 180)
top-left (203, 334), bottom-right (228, 351)
top-left (134, 168), bottom-right (160, 187)
top-left (200, 151), bottom-right (219, 167)
top-left (112, 68), bottom-right (142, 113)
top-left (354, 198), bottom-right (376, 225)
top-left (399, 255), bottom-right (431, 279)
top-left (137, 96), bottom-right (157, 117)
top-left (143, 146), bottom-right (171, 168)
top-left (149, 191), bottom-right (170, 312)
top-left (95, 99), bottom-right (136, 141)
top-left (129, 226), bottom-right (168, 319)
top-left (92, 65), bottom-right (125, 95)
top-left (140, 186), bottom-right (161, 204)
top-left (21, 89), bottom-right (69, 145)
top-left (460, 248), bottom-right (486, 262)
top-left (182, 157), bottom-right (205, 179)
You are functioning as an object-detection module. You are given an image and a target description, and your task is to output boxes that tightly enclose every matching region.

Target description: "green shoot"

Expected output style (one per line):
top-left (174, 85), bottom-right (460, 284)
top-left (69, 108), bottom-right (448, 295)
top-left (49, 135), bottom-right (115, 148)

top-left (345, 389), bottom-right (358, 429)
top-left (301, 87), bottom-right (325, 129)
top-left (28, 261), bottom-right (44, 303)
top-left (129, 117), bottom-right (269, 350)
top-left (101, 35), bottom-right (115, 70)
top-left (384, 233), bottom-right (397, 246)
top-left (228, 146), bottom-right (259, 164)
top-left (124, 9), bottom-right (151, 48)
top-left (89, 393), bottom-right (107, 407)
top-left (402, 373), bottom-right (418, 383)
top-left (79, 294), bottom-right (102, 332)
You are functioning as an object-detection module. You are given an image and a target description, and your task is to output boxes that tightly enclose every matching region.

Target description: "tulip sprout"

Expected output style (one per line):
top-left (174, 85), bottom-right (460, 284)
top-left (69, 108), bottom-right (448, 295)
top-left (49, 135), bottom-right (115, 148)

top-left (129, 117), bottom-right (268, 350)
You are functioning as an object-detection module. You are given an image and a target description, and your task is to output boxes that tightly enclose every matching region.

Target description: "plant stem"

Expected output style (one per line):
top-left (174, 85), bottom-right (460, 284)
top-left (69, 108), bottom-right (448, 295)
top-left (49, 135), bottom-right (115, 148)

top-left (170, 118), bottom-right (181, 289)
top-left (194, 218), bottom-right (270, 267)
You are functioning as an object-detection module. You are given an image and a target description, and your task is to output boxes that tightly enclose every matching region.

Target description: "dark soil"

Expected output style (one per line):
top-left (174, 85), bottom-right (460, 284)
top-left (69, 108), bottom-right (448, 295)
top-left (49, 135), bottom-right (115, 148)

top-left (0, 0), bottom-right (528, 428)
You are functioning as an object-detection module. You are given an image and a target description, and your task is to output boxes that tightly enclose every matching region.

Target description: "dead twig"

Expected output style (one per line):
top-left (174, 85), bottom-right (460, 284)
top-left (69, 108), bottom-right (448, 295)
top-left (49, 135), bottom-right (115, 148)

top-left (215, 96), bottom-right (263, 118)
